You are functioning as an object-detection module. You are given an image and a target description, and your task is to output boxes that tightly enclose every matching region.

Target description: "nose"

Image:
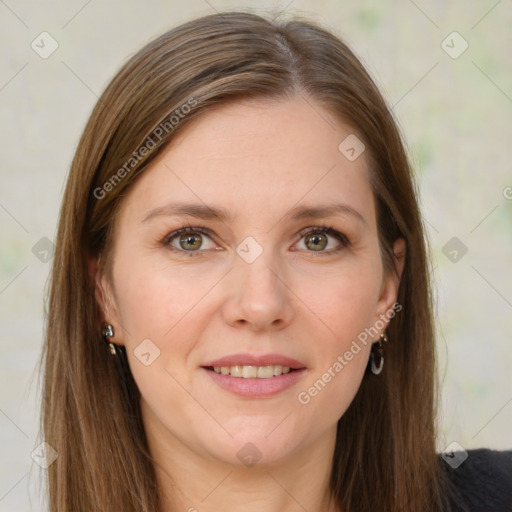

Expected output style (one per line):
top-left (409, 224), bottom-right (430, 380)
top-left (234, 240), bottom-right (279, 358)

top-left (221, 244), bottom-right (296, 332)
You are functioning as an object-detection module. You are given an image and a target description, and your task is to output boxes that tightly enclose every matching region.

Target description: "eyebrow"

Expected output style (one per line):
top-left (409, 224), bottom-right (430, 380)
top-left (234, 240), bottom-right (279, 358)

top-left (141, 202), bottom-right (367, 226)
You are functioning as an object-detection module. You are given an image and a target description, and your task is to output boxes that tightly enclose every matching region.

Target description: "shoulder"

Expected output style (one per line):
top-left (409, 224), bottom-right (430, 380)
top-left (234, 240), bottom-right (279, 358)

top-left (439, 448), bottom-right (512, 512)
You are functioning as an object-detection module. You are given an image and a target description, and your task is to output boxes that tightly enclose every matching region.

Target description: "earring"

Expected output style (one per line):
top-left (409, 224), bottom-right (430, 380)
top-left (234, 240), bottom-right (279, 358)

top-left (101, 324), bottom-right (133, 410)
top-left (370, 332), bottom-right (389, 375)
top-left (102, 324), bottom-right (117, 356)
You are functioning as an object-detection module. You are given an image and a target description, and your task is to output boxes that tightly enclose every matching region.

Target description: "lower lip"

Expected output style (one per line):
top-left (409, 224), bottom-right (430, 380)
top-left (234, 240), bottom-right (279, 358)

top-left (202, 367), bottom-right (306, 398)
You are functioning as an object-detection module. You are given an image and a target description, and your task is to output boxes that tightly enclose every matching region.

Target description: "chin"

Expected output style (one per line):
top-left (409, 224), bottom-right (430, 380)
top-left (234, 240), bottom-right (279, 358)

top-left (196, 422), bottom-right (307, 468)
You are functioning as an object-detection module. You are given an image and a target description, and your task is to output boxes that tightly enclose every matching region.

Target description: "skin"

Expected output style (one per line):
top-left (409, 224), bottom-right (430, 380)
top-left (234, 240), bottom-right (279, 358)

top-left (93, 95), bottom-right (405, 512)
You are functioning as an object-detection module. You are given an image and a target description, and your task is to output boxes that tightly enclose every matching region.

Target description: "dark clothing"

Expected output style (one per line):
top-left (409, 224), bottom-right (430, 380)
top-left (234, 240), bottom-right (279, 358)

top-left (440, 448), bottom-right (512, 511)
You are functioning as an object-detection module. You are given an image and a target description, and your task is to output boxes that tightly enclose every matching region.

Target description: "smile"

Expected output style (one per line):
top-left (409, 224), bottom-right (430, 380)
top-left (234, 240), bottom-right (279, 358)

top-left (202, 366), bottom-right (306, 398)
top-left (208, 364), bottom-right (293, 378)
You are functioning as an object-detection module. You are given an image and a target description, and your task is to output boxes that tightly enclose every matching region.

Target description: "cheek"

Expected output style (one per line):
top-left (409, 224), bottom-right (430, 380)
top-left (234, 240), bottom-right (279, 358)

top-left (112, 254), bottom-right (224, 342)
top-left (112, 256), bottom-right (210, 435)
top-left (110, 254), bottom-right (228, 397)
top-left (302, 255), bottom-right (383, 341)
top-left (292, 258), bottom-right (380, 415)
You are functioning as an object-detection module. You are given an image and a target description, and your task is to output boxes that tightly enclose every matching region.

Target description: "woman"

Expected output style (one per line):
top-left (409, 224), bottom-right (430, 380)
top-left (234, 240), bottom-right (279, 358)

top-left (40, 11), bottom-right (512, 512)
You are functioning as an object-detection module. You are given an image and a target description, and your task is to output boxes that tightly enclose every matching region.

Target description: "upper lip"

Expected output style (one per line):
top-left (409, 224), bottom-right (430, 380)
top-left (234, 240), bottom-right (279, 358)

top-left (202, 353), bottom-right (306, 370)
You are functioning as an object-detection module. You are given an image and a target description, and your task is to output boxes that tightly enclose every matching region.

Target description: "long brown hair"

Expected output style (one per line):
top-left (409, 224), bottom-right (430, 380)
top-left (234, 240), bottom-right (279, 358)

top-left (41, 11), bottom-right (463, 511)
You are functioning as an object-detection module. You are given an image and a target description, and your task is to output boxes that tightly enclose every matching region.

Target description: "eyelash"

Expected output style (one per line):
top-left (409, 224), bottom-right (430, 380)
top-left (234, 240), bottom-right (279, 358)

top-left (162, 223), bottom-right (350, 258)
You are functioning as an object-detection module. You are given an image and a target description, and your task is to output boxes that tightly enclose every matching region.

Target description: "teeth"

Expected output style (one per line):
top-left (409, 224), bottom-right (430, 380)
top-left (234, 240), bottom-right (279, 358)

top-left (211, 364), bottom-right (293, 378)
top-left (257, 365), bottom-right (274, 378)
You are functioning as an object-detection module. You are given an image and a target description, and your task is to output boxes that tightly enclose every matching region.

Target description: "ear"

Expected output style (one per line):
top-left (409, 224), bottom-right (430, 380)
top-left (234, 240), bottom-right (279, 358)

top-left (373, 238), bottom-right (406, 333)
top-left (88, 255), bottom-right (124, 346)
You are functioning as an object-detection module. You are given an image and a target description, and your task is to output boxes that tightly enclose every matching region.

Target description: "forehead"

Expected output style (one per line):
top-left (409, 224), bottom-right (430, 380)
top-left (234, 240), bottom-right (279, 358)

top-left (119, 95), bottom-right (375, 228)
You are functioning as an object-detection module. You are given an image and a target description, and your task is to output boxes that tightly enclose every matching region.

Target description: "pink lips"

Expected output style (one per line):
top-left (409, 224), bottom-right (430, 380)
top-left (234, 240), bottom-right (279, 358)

top-left (202, 353), bottom-right (306, 370)
top-left (201, 353), bottom-right (307, 398)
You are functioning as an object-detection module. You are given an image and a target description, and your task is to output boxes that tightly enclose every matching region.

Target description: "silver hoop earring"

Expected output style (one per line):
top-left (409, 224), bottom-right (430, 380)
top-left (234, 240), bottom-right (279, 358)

top-left (370, 332), bottom-right (389, 375)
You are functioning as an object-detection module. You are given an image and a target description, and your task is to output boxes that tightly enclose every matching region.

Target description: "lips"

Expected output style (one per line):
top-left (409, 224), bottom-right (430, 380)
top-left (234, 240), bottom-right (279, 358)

top-left (203, 365), bottom-right (306, 397)
top-left (202, 353), bottom-right (306, 370)
top-left (201, 353), bottom-right (307, 397)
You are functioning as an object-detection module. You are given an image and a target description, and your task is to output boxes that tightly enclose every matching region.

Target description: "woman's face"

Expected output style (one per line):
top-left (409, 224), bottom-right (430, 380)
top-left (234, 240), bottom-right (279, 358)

top-left (96, 95), bottom-right (404, 468)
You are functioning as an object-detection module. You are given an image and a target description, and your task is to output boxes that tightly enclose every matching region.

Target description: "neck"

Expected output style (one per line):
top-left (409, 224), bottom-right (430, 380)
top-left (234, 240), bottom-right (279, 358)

top-left (145, 415), bottom-right (340, 512)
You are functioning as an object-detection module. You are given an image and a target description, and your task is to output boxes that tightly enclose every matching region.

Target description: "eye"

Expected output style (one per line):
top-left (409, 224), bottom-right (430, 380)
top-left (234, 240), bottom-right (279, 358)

top-left (163, 226), bottom-right (216, 256)
top-left (295, 225), bottom-right (350, 254)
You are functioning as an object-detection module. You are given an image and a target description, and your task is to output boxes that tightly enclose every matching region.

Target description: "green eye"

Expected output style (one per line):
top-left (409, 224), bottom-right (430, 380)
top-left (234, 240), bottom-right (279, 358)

top-left (297, 226), bottom-right (350, 254)
top-left (164, 227), bottom-right (215, 256)
top-left (304, 232), bottom-right (328, 251)
top-left (178, 232), bottom-right (203, 251)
